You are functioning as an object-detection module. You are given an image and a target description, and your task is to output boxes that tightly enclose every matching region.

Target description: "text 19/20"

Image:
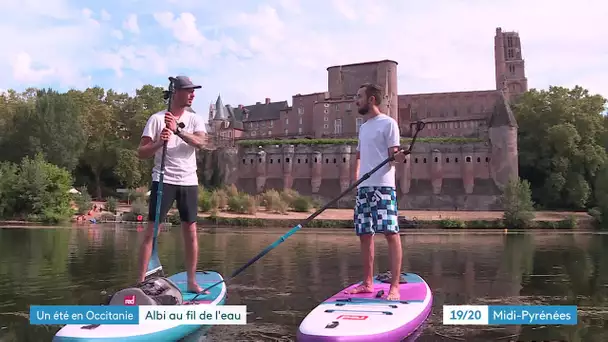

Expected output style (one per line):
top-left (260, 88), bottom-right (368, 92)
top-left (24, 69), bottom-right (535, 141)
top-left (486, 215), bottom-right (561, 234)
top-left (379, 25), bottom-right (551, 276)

top-left (449, 309), bottom-right (482, 321)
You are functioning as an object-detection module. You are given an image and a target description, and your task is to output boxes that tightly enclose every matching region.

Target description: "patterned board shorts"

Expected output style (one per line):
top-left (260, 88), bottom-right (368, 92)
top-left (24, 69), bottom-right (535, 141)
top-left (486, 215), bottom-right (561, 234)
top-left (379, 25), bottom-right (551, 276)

top-left (354, 186), bottom-right (399, 236)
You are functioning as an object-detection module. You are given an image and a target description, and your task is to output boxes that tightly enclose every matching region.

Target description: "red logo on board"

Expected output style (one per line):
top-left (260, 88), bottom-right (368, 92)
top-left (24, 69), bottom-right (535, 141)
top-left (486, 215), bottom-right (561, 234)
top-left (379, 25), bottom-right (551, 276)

top-left (336, 315), bottom-right (368, 320)
top-left (124, 295), bottom-right (136, 305)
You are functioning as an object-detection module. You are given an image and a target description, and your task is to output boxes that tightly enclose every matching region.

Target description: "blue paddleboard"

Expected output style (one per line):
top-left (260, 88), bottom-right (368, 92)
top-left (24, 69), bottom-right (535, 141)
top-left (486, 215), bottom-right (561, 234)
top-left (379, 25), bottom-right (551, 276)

top-left (53, 271), bottom-right (226, 341)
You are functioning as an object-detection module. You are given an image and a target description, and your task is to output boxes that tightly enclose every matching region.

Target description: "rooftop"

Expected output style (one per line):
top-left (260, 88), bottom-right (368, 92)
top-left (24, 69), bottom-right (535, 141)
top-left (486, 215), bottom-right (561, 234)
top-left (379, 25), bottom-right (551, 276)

top-left (326, 59), bottom-right (398, 70)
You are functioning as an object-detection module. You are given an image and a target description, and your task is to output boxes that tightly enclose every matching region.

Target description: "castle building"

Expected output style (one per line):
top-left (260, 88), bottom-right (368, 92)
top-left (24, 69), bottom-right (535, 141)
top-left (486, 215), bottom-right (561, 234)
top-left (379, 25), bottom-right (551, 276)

top-left (207, 27), bottom-right (526, 210)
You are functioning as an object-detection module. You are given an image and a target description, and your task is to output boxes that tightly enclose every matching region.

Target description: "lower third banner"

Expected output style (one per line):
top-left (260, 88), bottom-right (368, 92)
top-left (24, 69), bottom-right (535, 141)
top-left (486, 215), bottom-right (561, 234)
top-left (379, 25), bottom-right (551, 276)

top-left (29, 305), bottom-right (247, 325)
top-left (442, 305), bottom-right (577, 325)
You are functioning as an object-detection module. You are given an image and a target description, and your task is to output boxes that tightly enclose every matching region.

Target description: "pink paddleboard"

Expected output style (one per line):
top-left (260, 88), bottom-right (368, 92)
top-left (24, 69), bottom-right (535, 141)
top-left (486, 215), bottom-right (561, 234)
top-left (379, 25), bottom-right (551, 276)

top-left (297, 272), bottom-right (432, 341)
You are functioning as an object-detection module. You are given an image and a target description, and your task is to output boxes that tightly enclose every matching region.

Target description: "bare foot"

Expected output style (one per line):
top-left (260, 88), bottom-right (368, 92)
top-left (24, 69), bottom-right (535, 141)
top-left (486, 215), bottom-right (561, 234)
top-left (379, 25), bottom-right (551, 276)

top-left (386, 286), bottom-right (400, 301)
top-left (344, 283), bottom-right (374, 294)
top-left (187, 282), bottom-right (209, 294)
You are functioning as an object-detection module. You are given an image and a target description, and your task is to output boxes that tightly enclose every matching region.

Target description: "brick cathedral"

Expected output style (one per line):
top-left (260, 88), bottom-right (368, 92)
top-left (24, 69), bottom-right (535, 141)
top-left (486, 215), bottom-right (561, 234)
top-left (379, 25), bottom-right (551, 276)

top-left (204, 27), bottom-right (525, 210)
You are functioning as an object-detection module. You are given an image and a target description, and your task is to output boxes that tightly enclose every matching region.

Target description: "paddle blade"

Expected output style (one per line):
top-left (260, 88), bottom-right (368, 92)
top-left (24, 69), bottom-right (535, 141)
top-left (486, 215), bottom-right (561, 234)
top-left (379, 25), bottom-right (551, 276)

top-left (145, 251), bottom-right (163, 279)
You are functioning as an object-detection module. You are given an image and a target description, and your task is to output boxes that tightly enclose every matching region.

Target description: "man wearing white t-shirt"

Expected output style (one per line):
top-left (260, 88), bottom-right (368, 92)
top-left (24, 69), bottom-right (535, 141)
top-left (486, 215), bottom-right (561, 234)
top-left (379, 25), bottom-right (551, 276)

top-left (345, 83), bottom-right (406, 301)
top-left (136, 75), bottom-right (210, 294)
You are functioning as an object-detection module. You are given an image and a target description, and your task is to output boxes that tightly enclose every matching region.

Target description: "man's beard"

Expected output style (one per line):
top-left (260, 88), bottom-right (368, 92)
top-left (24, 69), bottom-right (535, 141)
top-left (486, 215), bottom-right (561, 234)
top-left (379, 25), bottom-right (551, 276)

top-left (358, 104), bottom-right (369, 115)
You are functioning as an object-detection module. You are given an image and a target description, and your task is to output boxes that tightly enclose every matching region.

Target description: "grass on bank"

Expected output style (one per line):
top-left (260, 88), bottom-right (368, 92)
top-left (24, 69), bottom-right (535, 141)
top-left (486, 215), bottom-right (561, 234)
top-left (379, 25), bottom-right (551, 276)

top-left (88, 179), bottom-right (580, 229)
top-left (96, 185), bottom-right (320, 225)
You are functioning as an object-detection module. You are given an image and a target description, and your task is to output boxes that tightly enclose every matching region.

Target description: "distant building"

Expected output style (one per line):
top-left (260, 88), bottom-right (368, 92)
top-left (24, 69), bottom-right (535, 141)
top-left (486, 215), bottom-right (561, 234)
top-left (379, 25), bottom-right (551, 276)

top-left (208, 27), bottom-right (527, 141)
top-left (206, 27), bottom-right (526, 210)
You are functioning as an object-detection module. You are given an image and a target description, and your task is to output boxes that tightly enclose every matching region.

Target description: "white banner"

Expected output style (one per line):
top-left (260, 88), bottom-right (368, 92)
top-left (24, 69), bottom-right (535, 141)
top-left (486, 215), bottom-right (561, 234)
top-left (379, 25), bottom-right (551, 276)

top-left (139, 305), bottom-right (247, 325)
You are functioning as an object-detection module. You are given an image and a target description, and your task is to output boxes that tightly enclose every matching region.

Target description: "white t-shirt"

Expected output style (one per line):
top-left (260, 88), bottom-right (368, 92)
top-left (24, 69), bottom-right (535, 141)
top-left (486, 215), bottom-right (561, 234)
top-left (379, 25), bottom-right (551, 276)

top-left (141, 110), bottom-right (206, 186)
top-left (356, 114), bottom-right (401, 188)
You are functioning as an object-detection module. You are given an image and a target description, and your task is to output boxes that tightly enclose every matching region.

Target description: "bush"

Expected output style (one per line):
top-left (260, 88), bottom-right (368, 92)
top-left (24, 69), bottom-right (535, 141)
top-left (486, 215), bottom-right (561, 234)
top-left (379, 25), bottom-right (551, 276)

top-left (198, 186), bottom-right (213, 212)
top-left (74, 186), bottom-right (93, 215)
top-left (130, 197), bottom-right (148, 216)
top-left (0, 153), bottom-right (73, 223)
top-left (167, 212), bottom-right (181, 225)
top-left (260, 189), bottom-right (288, 214)
top-left (292, 196), bottom-right (313, 212)
top-left (227, 193), bottom-right (258, 214)
top-left (225, 184), bottom-right (239, 198)
top-left (105, 197), bottom-right (118, 213)
top-left (439, 219), bottom-right (465, 228)
top-left (589, 207), bottom-right (602, 226)
top-left (280, 189), bottom-right (300, 205)
top-left (562, 215), bottom-right (578, 229)
top-left (211, 189), bottom-right (229, 210)
top-left (502, 177), bottom-right (536, 229)
top-left (100, 212), bottom-right (117, 221)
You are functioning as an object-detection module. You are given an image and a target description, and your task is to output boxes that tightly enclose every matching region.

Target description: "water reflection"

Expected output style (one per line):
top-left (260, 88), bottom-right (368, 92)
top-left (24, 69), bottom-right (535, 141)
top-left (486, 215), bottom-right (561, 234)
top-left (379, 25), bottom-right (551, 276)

top-left (0, 226), bottom-right (607, 341)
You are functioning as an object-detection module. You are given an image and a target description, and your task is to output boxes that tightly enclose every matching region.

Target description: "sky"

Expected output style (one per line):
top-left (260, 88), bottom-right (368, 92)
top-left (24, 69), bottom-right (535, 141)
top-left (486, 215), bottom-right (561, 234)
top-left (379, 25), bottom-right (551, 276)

top-left (1, 0), bottom-right (607, 124)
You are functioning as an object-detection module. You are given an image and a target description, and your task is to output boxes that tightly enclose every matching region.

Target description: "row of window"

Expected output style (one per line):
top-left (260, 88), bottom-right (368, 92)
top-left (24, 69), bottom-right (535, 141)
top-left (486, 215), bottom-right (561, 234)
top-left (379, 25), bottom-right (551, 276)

top-left (242, 157), bottom-right (345, 164)
top-left (296, 103), bottom-right (353, 115)
top-left (247, 117), bottom-right (364, 137)
top-left (241, 156), bottom-right (491, 165)
top-left (421, 120), bottom-right (483, 130)
top-left (413, 156), bottom-right (490, 163)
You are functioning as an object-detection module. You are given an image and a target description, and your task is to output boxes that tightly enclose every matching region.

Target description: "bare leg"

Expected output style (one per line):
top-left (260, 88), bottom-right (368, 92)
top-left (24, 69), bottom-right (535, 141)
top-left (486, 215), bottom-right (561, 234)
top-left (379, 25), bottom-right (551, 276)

top-left (137, 221), bottom-right (156, 283)
top-left (345, 234), bottom-right (375, 294)
top-left (385, 232), bottom-right (402, 301)
top-left (182, 221), bottom-right (206, 294)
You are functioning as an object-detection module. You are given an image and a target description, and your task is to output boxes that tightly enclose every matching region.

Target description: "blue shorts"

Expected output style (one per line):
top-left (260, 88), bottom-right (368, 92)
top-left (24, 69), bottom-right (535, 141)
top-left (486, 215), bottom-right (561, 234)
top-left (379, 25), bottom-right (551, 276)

top-left (354, 186), bottom-right (399, 236)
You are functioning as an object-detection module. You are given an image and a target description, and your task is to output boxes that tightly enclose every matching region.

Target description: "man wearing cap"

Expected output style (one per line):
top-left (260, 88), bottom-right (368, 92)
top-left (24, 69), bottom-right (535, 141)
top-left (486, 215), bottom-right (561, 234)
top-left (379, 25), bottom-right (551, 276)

top-left (136, 75), bottom-right (209, 293)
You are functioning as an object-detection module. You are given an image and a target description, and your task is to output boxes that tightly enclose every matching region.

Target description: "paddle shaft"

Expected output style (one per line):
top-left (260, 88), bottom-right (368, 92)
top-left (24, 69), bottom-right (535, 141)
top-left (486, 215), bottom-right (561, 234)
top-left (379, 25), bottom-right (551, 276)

top-left (145, 78), bottom-right (176, 279)
top-left (192, 121), bottom-right (427, 300)
top-left (150, 142), bottom-right (168, 259)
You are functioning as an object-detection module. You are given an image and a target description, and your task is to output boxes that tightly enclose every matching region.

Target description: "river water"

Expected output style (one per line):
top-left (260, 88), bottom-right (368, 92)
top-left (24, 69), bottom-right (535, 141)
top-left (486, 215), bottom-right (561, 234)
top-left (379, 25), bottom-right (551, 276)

top-left (0, 225), bottom-right (607, 341)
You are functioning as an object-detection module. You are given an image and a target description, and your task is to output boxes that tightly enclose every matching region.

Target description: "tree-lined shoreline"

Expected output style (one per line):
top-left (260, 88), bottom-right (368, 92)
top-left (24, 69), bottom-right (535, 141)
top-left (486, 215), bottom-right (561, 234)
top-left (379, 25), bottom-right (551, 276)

top-left (0, 85), bottom-right (607, 229)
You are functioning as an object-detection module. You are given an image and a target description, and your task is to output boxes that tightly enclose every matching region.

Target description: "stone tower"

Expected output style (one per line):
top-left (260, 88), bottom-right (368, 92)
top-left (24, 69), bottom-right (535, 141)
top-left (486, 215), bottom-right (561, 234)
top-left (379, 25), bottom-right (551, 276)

top-left (326, 60), bottom-right (398, 121)
top-left (489, 91), bottom-right (519, 190)
top-left (209, 94), bottom-right (229, 133)
top-left (494, 27), bottom-right (528, 101)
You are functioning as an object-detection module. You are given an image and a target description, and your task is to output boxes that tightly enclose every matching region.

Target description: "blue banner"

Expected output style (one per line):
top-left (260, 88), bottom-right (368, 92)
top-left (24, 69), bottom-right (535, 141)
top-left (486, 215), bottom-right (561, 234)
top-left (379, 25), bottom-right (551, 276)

top-left (30, 305), bottom-right (139, 325)
top-left (443, 305), bottom-right (578, 325)
top-left (488, 305), bottom-right (577, 325)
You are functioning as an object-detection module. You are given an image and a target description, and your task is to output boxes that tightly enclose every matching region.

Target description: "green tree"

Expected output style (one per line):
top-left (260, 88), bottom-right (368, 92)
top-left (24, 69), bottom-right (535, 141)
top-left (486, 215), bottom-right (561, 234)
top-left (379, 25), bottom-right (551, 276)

top-left (69, 87), bottom-right (118, 198)
top-left (502, 177), bottom-right (535, 228)
top-left (114, 148), bottom-right (144, 188)
top-left (8, 153), bottom-right (74, 223)
top-left (1, 89), bottom-right (87, 172)
top-left (590, 164), bottom-right (608, 228)
top-left (0, 84), bottom-right (181, 220)
top-left (112, 85), bottom-right (166, 188)
top-left (0, 161), bottom-right (19, 218)
top-left (514, 85), bottom-right (608, 209)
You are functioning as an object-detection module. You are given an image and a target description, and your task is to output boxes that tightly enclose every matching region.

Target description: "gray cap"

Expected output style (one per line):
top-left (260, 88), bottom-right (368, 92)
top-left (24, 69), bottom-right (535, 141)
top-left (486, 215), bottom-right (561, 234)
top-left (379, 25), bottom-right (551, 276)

top-left (170, 75), bottom-right (202, 89)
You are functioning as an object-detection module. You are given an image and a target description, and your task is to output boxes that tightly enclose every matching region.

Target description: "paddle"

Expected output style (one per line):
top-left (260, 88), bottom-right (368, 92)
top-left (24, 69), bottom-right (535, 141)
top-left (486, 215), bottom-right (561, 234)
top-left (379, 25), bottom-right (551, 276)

top-left (144, 77), bottom-right (177, 280)
top-left (190, 120), bottom-right (427, 301)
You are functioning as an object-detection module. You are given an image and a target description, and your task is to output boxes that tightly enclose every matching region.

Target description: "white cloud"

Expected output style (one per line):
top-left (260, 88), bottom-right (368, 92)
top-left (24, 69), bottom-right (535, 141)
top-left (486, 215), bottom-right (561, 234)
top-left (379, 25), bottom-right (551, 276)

top-left (278, 0), bottom-right (301, 14)
top-left (153, 12), bottom-right (206, 46)
top-left (11, 52), bottom-right (55, 83)
top-left (331, 0), bottom-right (357, 21)
top-left (100, 9), bottom-right (111, 21)
top-left (123, 14), bottom-right (140, 34)
top-left (0, 0), bottom-right (606, 123)
top-left (111, 29), bottom-right (124, 40)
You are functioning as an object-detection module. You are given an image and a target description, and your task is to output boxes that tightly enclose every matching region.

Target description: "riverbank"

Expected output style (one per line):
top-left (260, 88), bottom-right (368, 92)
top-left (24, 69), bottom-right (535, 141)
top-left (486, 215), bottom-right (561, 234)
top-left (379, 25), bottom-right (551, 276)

top-left (0, 207), bottom-right (594, 230)
top-left (193, 209), bottom-right (592, 230)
